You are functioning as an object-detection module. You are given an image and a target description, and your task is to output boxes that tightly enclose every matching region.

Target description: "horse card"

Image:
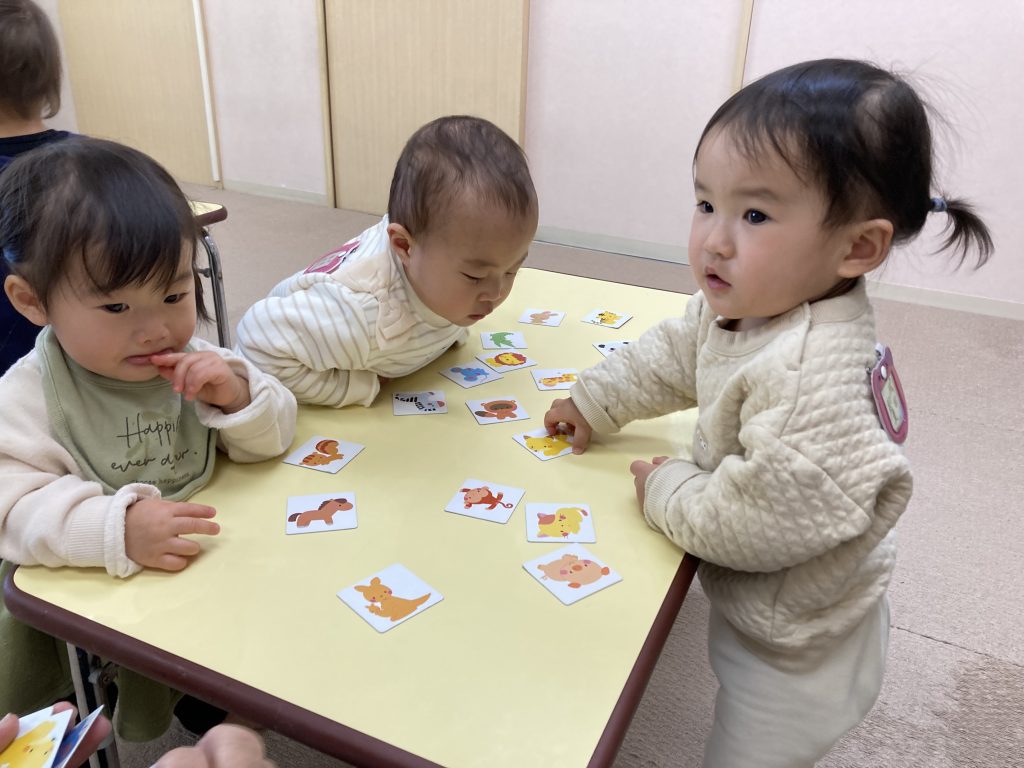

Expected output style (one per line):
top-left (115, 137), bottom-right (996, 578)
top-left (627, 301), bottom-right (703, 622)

top-left (480, 330), bottom-right (528, 349)
top-left (338, 564), bottom-right (443, 633)
top-left (518, 308), bottom-right (566, 327)
top-left (593, 340), bottom-right (633, 357)
top-left (283, 436), bottom-right (364, 474)
top-left (476, 351), bottom-right (538, 373)
top-left (466, 396), bottom-right (530, 425)
top-left (526, 503), bottom-right (595, 543)
top-left (523, 544), bottom-right (622, 605)
top-left (531, 368), bottom-right (579, 391)
top-left (513, 427), bottom-right (575, 461)
top-left (445, 479), bottom-right (525, 524)
top-left (285, 492), bottom-right (357, 535)
top-left (393, 390), bottom-right (448, 415)
top-left (582, 309), bottom-right (633, 329)
top-left (439, 362), bottom-right (504, 389)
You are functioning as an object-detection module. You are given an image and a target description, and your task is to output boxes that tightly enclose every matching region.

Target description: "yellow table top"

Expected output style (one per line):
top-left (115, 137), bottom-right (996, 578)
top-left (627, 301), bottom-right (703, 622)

top-left (11, 268), bottom-right (698, 767)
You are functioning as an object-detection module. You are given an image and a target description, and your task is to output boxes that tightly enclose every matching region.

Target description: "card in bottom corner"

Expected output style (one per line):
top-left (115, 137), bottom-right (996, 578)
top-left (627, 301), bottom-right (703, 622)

top-left (393, 390), bottom-right (448, 415)
top-left (524, 544), bottom-right (621, 605)
top-left (338, 564), bottom-right (443, 632)
top-left (513, 427), bottom-right (574, 460)
top-left (283, 435), bottom-right (364, 473)
top-left (526, 503), bottom-right (595, 543)
top-left (0, 706), bottom-right (73, 768)
top-left (53, 705), bottom-right (106, 768)
top-left (445, 478), bottom-right (525, 523)
top-left (286, 492), bottom-right (357, 534)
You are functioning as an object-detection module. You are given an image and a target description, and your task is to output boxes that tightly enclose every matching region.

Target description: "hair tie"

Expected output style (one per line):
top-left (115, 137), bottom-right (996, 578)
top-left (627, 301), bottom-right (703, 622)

top-left (1, 245), bottom-right (18, 265)
top-left (929, 196), bottom-right (948, 214)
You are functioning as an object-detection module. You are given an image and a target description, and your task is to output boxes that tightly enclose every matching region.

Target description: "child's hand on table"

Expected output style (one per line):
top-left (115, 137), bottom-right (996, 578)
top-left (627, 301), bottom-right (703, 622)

top-left (629, 456), bottom-right (670, 508)
top-left (543, 397), bottom-right (592, 454)
top-left (151, 352), bottom-right (251, 414)
top-left (126, 498), bottom-right (220, 571)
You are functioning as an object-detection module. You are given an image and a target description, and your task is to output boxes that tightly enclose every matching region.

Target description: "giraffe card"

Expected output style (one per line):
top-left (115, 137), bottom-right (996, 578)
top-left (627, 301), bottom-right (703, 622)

top-left (285, 492), bottom-right (358, 535)
top-left (283, 436), bottom-right (364, 474)
top-left (338, 564), bottom-right (443, 633)
top-left (445, 479), bottom-right (526, 524)
top-left (531, 368), bottom-right (579, 391)
top-left (480, 330), bottom-right (528, 349)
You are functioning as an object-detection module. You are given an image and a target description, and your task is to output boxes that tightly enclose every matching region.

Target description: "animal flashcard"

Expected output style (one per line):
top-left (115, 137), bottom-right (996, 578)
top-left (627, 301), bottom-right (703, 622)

top-left (513, 427), bottom-right (575, 461)
top-left (518, 308), bottom-right (566, 327)
top-left (466, 396), bottom-right (530, 425)
top-left (481, 330), bottom-right (528, 349)
top-left (476, 351), bottom-right (538, 373)
top-left (593, 340), bottom-right (633, 357)
top-left (531, 368), bottom-right (579, 391)
top-left (526, 503), bottom-right (595, 543)
top-left (338, 563), bottom-right (443, 633)
top-left (523, 544), bottom-right (622, 605)
top-left (0, 705), bottom-right (73, 768)
top-left (283, 436), bottom-right (364, 474)
top-left (445, 478), bottom-right (526, 524)
top-left (439, 362), bottom-right (504, 389)
top-left (393, 390), bottom-right (448, 415)
top-left (285, 492), bottom-right (357, 535)
top-left (50, 706), bottom-right (107, 768)
top-left (582, 309), bottom-right (633, 329)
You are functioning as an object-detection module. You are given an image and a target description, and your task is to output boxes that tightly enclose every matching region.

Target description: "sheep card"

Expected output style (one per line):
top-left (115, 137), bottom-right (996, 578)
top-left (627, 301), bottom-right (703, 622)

top-left (285, 492), bottom-right (357, 535)
top-left (513, 427), bottom-right (575, 461)
top-left (445, 479), bottom-right (525, 524)
top-left (0, 706), bottom-right (73, 768)
top-left (466, 396), bottom-right (530, 425)
top-left (338, 563), bottom-right (443, 633)
top-left (524, 544), bottom-right (621, 605)
top-left (518, 308), bottom-right (566, 327)
top-left (476, 351), bottom-right (538, 373)
top-left (481, 330), bottom-right (528, 349)
top-left (439, 362), bottom-right (504, 389)
top-left (283, 436), bottom-right (364, 474)
top-left (526, 503), bottom-right (595, 543)
top-left (593, 340), bottom-right (633, 357)
top-left (531, 368), bottom-right (579, 391)
top-left (582, 309), bottom-right (633, 329)
top-left (393, 390), bottom-right (448, 415)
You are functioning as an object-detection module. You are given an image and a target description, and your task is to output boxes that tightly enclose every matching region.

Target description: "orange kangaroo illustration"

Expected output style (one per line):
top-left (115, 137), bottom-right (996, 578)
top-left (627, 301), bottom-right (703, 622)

top-left (354, 577), bottom-right (430, 622)
top-left (301, 438), bottom-right (344, 466)
top-left (288, 497), bottom-right (353, 527)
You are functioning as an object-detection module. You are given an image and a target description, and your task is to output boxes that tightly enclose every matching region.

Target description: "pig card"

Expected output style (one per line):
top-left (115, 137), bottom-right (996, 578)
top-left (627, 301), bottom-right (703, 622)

top-left (524, 544), bottom-right (621, 605)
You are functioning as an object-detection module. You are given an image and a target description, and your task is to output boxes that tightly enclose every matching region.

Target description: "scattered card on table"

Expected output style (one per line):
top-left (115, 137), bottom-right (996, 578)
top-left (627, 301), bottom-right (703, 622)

top-left (582, 309), bottom-right (633, 329)
top-left (513, 427), bottom-right (575, 461)
top-left (466, 396), bottom-right (530, 425)
top-left (52, 705), bottom-right (107, 768)
top-left (519, 308), bottom-right (566, 327)
top-left (445, 478), bottom-right (526, 524)
top-left (476, 351), bottom-right (537, 373)
top-left (393, 390), bottom-right (448, 415)
top-left (481, 330), bottom-right (527, 349)
top-left (439, 362), bottom-right (504, 388)
top-left (0, 705), bottom-right (73, 768)
top-left (284, 436), bottom-right (364, 474)
top-left (286, 492), bottom-right (357, 535)
top-left (524, 544), bottom-right (621, 605)
top-left (593, 340), bottom-right (633, 357)
top-left (338, 563), bottom-right (443, 632)
top-left (531, 368), bottom-right (579, 391)
top-left (526, 503), bottom-right (595, 543)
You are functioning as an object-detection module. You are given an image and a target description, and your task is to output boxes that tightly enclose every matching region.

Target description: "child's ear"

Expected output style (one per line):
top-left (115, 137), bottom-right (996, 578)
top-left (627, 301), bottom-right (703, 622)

top-left (837, 219), bottom-right (894, 279)
top-left (386, 222), bottom-right (414, 265)
top-left (4, 275), bottom-right (48, 326)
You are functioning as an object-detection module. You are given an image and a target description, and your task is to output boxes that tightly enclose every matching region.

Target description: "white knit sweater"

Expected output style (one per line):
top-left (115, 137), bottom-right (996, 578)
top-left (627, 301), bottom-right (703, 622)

top-left (571, 281), bottom-right (913, 656)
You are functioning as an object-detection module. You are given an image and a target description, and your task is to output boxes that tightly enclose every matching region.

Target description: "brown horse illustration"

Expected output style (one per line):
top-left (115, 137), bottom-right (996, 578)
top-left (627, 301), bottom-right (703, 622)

top-left (288, 497), bottom-right (353, 527)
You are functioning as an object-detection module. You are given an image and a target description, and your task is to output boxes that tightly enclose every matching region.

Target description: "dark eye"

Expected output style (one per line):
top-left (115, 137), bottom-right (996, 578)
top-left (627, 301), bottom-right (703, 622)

top-left (696, 200), bottom-right (713, 214)
top-left (745, 210), bottom-right (768, 224)
top-left (102, 303), bottom-right (128, 314)
top-left (164, 292), bottom-right (188, 304)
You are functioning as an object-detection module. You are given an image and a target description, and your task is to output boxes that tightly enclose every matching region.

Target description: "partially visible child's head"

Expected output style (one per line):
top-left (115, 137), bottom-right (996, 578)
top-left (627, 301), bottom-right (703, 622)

top-left (386, 115), bottom-right (538, 326)
top-left (0, 137), bottom-right (207, 380)
top-left (0, 0), bottom-right (62, 122)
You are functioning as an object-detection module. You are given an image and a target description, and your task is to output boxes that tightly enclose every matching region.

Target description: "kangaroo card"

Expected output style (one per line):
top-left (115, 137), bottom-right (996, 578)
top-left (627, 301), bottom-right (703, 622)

top-left (518, 308), bottom-right (566, 327)
top-left (284, 436), bottom-right (364, 474)
top-left (480, 330), bottom-right (528, 349)
top-left (531, 368), bottom-right (579, 391)
top-left (582, 309), bottom-right (633, 329)
top-left (285, 492), bottom-right (357, 535)
top-left (338, 564), bottom-right (443, 633)
top-left (0, 706), bottom-right (73, 768)
top-left (524, 544), bottom-right (621, 605)
top-left (593, 340), bottom-right (633, 357)
top-left (393, 390), bottom-right (448, 415)
top-left (466, 396), bottom-right (530, 425)
top-left (526, 503), bottom-right (595, 543)
top-left (445, 478), bottom-right (526, 524)
top-left (476, 351), bottom-right (538, 373)
top-left (513, 427), bottom-right (575, 461)
top-left (439, 362), bottom-right (504, 389)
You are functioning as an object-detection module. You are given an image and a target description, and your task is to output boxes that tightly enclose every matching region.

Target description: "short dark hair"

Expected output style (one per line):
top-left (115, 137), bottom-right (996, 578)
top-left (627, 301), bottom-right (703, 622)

top-left (0, 137), bottom-right (207, 317)
top-left (0, 0), bottom-right (62, 120)
top-left (697, 58), bottom-right (992, 268)
top-left (387, 115), bottom-right (537, 237)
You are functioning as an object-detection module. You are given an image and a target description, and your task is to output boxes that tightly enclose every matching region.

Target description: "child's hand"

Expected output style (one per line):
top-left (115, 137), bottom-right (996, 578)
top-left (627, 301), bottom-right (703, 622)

top-left (629, 456), bottom-right (670, 508)
top-left (151, 351), bottom-right (251, 413)
top-left (543, 397), bottom-right (592, 453)
top-left (125, 498), bottom-right (220, 572)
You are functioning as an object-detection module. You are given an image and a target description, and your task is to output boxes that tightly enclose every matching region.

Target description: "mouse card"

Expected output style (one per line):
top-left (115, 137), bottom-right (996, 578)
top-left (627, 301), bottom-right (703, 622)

top-left (445, 479), bottom-right (526, 524)
top-left (524, 544), bottom-right (621, 605)
top-left (338, 564), bottom-right (443, 633)
top-left (526, 503), bottom-right (595, 543)
top-left (439, 362), bottom-right (504, 388)
top-left (285, 492), bottom-right (357, 535)
top-left (284, 436), bottom-right (364, 474)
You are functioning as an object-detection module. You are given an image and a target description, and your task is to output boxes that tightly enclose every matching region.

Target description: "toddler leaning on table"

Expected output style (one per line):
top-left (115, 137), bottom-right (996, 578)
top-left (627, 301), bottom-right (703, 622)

top-left (235, 114), bottom-right (539, 407)
top-left (544, 59), bottom-right (992, 767)
top-left (0, 137), bottom-right (297, 741)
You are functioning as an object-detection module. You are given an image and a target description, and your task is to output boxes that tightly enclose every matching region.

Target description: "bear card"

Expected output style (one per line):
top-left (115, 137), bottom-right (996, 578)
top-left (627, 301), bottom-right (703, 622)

top-left (0, 706), bottom-right (73, 768)
top-left (439, 362), bottom-right (504, 389)
top-left (338, 563), bottom-right (443, 633)
top-left (582, 309), bottom-right (633, 329)
top-left (393, 390), bottom-right (448, 415)
top-left (524, 544), bottom-right (622, 605)
top-left (531, 368), bottom-right (579, 391)
top-left (283, 436), bottom-right (364, 474)
top-left (593, 340), bottom-right (633, 357)
top-left (445, 479), bottom-right (526, 524)
top-left (481, 330), bottom-right (528, 349)
top-left (518, 308), bottom-right (566, 327)
top-left (466, 396), bottom-right (530, 425)
top-left (476, 351), bottom-right (538, 373)
top-left (526, 503), bottom-right (595, 543)
top-left (285, 492), bottom-right (357, 535)
top-left (513, 427), bottom-right (575, 461)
